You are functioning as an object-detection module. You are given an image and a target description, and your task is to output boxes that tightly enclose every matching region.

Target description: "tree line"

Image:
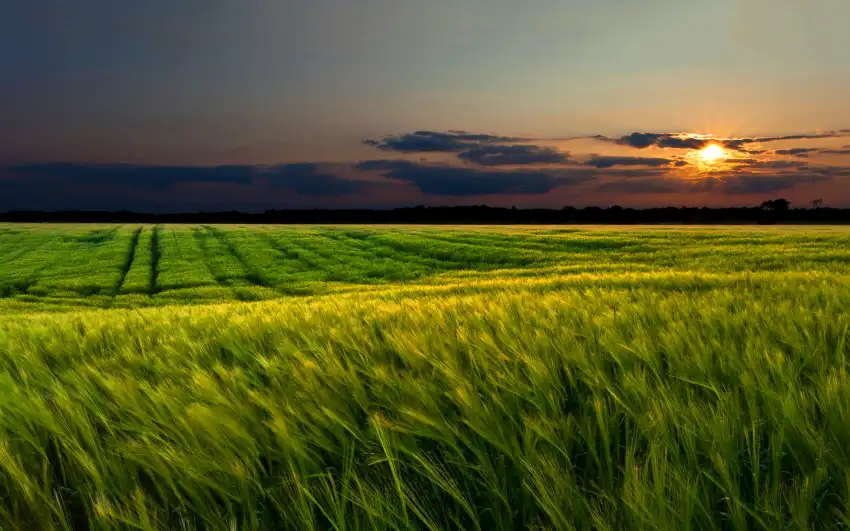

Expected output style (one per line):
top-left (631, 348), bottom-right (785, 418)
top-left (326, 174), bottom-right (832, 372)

top-left (2, 199), bottom-right (848, 224)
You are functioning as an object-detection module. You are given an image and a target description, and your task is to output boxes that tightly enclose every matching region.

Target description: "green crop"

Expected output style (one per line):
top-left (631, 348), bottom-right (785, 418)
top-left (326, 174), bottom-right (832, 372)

top-left (0, 224), bottom-right (849, 529)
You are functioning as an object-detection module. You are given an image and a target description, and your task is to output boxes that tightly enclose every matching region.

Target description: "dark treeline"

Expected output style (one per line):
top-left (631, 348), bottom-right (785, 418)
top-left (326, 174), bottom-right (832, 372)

top-left (2, 204), bottom-right (850, 224)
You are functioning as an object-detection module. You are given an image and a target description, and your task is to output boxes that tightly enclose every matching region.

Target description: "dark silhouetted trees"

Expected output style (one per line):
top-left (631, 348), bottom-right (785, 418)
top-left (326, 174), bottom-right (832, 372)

top-left (3, 201), bottom-right (850, 225)
top-left (760, 198), bottom-right (791, 211)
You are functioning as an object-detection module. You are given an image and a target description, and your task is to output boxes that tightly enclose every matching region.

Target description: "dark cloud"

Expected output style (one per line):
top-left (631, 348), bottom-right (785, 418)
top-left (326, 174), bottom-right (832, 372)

top-left (364, 130), bottom-right (525, 153)
top-left (635, 166), bottom-right (841, 197)
top-left (754, 133), bottom-right (841, 142)
top-left (0, 178), bottom-right (50, 209)
top-left (584, 156), bottom-right (677, 169)
top-left (458, 144), bottom-right (568, 166)
top-left (599, 131), bottom-right (844, 152)
top-left (354, 159), bottom-right (417, 172)
top-left (446, 130), bottom-right (527, 142)
top-left (6, 143), bottom-right (850, 211)
top-left (4, 162), bottom-right (376, 199)
top-left (595, 178), bottom-right (687, 194)
top-left (595, 168), bottom-right (839, 195)
top-left (260, 163), bottom-right (376, 196)
top-left (730, 160), bottom-right (809, 170)
top-left (607, 132), bottom-right (703, 150)
top-left (717, 173), bottom-right (833, 194)
top-left (611, 133), bottom-right (665, 149)
top-left (9, 163), bottom-right (255, 188)
top-left (598, 168), bottom-right (670, 178)
top-left (799, 165), bottom-right (850, 177)
top-left (722, 133), bottom-right (845, 151)
top-left (775, 148), bottom-right (820, 158)
top-left (822, 149), bottom-right (850, 155)
top-left (604, 133), bottom-right (712, 150)
top-left (355, 159), bottom-right (593, 195)
top-left (659, 137), bottom-right (707, 150)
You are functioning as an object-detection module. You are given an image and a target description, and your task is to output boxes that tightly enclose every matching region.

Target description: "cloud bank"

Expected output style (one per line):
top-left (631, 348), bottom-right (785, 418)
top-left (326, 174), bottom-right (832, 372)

top-left (364, 130), bottom-right (526, 153)
top-left (354, 160), bottom-right (593, 195)
top-left (583, 156), bottom-right (679, 168)
top-left (457, 145), bottom-right (569, 166)
top-left (3, 127), bottom-right (849, 211)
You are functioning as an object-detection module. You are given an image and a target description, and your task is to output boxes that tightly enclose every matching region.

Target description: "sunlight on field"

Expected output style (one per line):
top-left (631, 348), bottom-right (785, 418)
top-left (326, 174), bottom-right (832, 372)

top-left (1, 223), bottom-right (850, 313)
top-left (0, 224), bottom-right (850, 529)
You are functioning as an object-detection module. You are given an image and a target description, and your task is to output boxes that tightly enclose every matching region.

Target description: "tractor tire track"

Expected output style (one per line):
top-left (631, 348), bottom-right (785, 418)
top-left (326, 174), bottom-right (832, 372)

top-left (202, 226), bottom-right (271, 288)
top-left (149, 225), bottom-right (162, 295)
top-left (113, 227), bottom-right (143, 297)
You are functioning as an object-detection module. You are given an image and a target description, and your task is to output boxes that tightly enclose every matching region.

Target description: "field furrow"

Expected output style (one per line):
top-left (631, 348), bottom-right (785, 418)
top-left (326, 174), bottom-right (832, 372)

top-left (23, 226), bottom-right (136, 300)
top-left (150, 224), bottom-right (161, 294)
top-left (114, 226), bottom-right (144, 295)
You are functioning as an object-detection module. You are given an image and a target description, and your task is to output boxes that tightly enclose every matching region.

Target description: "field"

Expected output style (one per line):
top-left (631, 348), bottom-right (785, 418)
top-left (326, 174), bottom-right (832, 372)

top-left (1, 224), bottom-right (850, 530)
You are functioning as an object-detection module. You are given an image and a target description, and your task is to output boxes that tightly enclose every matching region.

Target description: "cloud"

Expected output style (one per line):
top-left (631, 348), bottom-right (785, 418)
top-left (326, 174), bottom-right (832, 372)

top-left (754, 133), bottom-right (842, 142)
top-left (260, 163), bottom-right (377, 196)
top-left (364, 130), bottom-right (525, 153)
top-left (5, 162), bottom-right (377, 198)
top-left (7, 129), bottom-right (850, 212)
top-left (599, 168), bottom-right (671, 178)
top-left (457, 144), bottom-right (569, 166)
top-left (367, 129), bottom-right (850, 163)
top-left (584, 156), bottom-right (678, 168)
top-left (801, 165), bottom-right (850, 177)
top-left (610, 133), bottom-right (666, 149)
top-left (8, 163), bottom-right (255, 188)
top-left (604, 133), bottom-right (711, 150)
top-left (775, 148), bottom-right (820, 158)
top-left (355, 159), bottom-right (593, 195)
top-left (606, 133), bottom-right (703, 150)
top-left (595, 178), bottom-right (688, 194)
top-left (594, 169), bottom-right (838, 195)
top-left (598, 131), bottom-right (846, 152)
top-left (354, 159), bottom-right (417, 172)
top-left (717, 173), bottom-right (833, 194)
top-left (727, 160), bottom-right (811, 173)
top-left (721, 133), bottom-right (846, 151)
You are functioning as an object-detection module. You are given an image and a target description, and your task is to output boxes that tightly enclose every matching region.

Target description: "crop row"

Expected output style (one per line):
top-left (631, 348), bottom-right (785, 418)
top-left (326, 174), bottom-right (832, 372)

top-left (1, 225), bottom-right (849, 310)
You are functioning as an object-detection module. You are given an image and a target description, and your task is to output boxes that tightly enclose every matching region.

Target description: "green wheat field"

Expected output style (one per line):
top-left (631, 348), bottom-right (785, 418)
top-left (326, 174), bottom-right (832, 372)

top-left (2, 224), bottom-right (850, 530)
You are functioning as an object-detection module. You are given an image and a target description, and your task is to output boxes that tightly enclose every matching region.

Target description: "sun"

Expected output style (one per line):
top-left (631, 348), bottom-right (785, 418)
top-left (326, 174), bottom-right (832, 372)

top-left (699, 144), bottom-right (726, 163)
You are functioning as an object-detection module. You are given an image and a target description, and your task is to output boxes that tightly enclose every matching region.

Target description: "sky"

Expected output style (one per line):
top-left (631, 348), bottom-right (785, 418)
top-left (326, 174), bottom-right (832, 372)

top-left (2, 0), bottom-right (850, 212)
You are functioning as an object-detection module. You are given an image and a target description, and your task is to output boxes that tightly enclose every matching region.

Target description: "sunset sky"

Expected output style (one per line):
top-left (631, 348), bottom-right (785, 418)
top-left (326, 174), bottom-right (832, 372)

top-left (2, 0), bottom-right (850, 211)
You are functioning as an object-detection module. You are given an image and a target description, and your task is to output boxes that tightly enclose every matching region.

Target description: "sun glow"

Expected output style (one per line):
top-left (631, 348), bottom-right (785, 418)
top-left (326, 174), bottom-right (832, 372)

top-left (699, 144), bottom-right (727, 163)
